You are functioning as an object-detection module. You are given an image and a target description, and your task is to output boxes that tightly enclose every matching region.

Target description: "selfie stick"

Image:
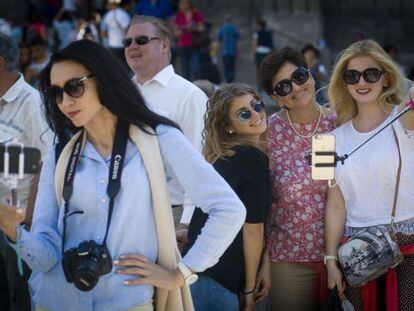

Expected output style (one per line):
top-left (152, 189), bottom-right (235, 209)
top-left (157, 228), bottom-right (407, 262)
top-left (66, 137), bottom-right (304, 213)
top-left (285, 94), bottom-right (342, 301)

top-left (3, 140), bottom-right (26, 276)
top-left (311, 100), bottom-right (414, 167)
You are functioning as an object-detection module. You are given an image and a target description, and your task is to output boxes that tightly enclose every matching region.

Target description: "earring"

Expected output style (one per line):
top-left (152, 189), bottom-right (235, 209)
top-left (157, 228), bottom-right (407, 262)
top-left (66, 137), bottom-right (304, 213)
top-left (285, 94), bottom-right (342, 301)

top-left (228, 130), bottom-right (233, 134)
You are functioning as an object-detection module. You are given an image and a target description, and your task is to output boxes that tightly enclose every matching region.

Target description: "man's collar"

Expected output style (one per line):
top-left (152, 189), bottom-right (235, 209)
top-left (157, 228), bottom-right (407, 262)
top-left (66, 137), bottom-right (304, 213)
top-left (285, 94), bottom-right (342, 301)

top-left (1, 74), bottom-right (25, 103)
top-left (134, 65), bottom-right (174, 87)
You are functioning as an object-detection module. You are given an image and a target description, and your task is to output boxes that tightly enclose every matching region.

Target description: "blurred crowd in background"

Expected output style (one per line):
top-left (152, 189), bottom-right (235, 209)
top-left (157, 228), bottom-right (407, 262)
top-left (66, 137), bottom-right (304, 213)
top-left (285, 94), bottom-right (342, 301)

top-left (0, 0), bottom-right (413, 104)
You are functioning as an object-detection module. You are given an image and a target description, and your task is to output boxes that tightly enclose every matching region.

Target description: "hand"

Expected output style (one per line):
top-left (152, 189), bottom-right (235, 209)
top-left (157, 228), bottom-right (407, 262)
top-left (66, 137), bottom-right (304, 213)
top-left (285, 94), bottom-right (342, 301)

top-left (114, 254), bottom-right (185, 290)
top-left (326, 261), bottom-right (346, 299)
top-left (0, 203), bottom-right (25, 242)
top-left (176, 223), bottom-right (189, 252)
top-left (254, 252), bottom-right (271, 302)
top-left (239, 292), bottom-right (255, 311)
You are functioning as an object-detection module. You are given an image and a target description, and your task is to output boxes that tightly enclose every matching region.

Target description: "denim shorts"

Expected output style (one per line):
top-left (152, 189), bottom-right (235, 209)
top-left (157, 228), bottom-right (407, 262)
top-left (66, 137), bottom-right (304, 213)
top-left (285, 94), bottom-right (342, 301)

top-left (190, 274), bottom-right (238, 311)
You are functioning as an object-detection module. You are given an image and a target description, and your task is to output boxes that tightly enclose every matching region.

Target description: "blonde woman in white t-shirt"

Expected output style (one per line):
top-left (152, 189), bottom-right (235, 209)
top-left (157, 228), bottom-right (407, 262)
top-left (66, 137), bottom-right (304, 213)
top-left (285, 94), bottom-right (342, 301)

top-left (325, 39), bottom-right (414, 310)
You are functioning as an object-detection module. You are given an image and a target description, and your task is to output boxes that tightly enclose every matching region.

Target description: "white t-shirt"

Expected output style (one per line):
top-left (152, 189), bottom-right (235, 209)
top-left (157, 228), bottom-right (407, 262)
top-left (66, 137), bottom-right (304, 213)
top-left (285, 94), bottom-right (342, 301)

top-left (331, 109), bottom-right (414, 227)
top-left (101, 8), bottom-right (130, 48)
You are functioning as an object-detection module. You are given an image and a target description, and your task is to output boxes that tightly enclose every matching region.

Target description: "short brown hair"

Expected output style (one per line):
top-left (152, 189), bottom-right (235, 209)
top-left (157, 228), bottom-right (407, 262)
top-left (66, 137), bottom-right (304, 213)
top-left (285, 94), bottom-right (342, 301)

top-left (258, 47), bottom-right (308, 95)
top-left (129, 15), bottom-right (173, 46)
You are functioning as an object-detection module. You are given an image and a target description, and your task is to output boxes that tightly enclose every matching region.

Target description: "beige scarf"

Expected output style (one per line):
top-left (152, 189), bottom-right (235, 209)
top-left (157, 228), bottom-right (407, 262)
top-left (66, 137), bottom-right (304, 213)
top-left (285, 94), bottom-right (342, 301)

top-left (54, 125), bottom-right (194, 311)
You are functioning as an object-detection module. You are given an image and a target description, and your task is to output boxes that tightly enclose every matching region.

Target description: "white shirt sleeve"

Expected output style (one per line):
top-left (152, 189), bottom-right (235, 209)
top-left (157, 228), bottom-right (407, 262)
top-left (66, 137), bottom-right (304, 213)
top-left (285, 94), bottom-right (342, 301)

top-left (176, 88), bottom-right (208, 224)
top-left (8, 149), bottom-right (62, 272)
top-left (157, 125), bottom-right (246, 272)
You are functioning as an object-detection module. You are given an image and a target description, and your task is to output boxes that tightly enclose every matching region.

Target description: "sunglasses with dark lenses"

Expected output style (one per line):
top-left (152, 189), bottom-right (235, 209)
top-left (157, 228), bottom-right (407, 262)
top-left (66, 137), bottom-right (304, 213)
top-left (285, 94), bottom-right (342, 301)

top-left (342, 68), bottom-right (384, 85)
top-left (122, 35), bottom-right (159, 48)
top-left (47, 75), bottom-right (94, 104)
top-left (273, 67), bottom-right (310, 97)
top-left (237, 100), bottom-right (265, 123)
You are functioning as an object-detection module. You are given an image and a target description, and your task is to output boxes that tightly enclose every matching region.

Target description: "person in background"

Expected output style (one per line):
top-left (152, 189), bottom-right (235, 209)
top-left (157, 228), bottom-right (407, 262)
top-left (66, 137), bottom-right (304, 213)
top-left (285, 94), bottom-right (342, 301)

top-left (216, 15), bottom-right (240, 83)
top-left (52, 9), bottom-right (77, 50)
top-left (326, 39), bottom-right (414, 310)
top-left (185, 83), bottom-right (269, 311)
top-left (257, 47), bottom-right (336, 311)
top-left (26, 10), bottom-right (48, 42)
top-left (25, 37), bottom-right (50, 89)
top-left (0, 33), bottom-right (52, 311)
top-left (7, 16), bottom-right (23, 44)
top-left (302, 44), bottom-right (328, 105)
top-left (133, 0), bottom-right (175, 20)
top-left (77, 12), bottom-right (101, 42)
top-left (173, 0), bottom-right (204, 81)
top-left (252, 19), bottom-right (274, 70)
top-left (18, 42), bottom-right (31, 74)
top-left (0, 14), bottom-right (11, 36)
top-left (101, 0), bottom-right (131, 68)
top-left (124, 15), bottom-right (207, 241)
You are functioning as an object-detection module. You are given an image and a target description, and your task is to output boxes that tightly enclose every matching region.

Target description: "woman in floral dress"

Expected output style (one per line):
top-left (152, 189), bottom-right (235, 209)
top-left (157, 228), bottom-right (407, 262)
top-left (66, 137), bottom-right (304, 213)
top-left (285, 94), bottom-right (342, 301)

top-left (256, 47), bottom-right (336, 311)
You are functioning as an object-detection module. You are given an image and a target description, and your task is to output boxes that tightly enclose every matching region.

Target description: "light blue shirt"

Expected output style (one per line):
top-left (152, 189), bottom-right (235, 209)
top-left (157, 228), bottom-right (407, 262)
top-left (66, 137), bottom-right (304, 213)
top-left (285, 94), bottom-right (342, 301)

top-left (11, 125), bottom-right (246, 310)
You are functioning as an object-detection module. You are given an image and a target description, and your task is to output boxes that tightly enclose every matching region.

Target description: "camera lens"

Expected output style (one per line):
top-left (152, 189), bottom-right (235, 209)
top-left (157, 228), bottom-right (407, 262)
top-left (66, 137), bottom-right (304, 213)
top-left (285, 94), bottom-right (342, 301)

top-left (73, 261), bottom-right (100, 291)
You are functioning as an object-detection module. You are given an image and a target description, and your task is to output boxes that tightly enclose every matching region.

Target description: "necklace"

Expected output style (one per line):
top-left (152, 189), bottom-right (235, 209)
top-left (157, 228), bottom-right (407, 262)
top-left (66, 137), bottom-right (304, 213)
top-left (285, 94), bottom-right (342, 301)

top-left (286, 106), bottom-right (323, 139)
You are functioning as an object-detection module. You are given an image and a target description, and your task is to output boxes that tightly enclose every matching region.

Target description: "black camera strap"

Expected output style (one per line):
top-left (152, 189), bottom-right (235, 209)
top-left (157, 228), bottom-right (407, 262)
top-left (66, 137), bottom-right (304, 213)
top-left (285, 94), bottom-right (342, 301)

top-left (61, 121), bottom-right (129, 254)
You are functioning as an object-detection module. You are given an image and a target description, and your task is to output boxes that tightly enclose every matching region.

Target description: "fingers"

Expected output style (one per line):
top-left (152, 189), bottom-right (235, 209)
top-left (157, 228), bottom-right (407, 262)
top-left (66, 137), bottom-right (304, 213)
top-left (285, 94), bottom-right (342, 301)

top-left (338, 281), bottom-right (346, 299)
top-left (0, 205), bottom-right (25, 229)
top-left (115, 267), bottom-right (148, 276)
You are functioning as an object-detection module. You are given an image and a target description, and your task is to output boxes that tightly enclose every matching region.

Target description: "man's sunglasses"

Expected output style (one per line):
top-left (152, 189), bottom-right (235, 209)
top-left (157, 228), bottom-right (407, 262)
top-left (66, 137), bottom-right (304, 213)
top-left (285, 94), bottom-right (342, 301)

top-left (47, 75), bottom-right (94, 104)
top-left (122, 35), bottom-right (159, 48)
top-left (342, 68), bottom-right (384, 85)
top-left (236, 100), bottom-right (265, 123)
top-left (273, 67), bottom-right (310, 97)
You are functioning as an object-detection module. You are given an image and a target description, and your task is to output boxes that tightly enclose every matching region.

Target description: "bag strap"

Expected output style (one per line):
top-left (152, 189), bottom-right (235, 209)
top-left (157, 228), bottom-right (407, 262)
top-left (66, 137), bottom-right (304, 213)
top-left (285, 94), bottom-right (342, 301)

top-left (390, 126), bottom-right (402, 230)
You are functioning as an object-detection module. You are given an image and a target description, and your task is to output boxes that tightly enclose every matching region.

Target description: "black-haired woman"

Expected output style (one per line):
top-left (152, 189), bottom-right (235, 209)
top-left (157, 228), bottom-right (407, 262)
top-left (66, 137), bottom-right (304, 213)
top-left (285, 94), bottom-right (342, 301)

top-left (0, 40), bottom-right (246, 311)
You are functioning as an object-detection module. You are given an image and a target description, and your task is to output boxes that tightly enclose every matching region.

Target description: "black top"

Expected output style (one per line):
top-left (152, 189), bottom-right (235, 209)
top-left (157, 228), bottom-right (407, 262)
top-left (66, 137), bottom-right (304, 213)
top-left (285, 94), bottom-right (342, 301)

top-left (257, 30), bottom-right (274, 49)
top-left (183, 145), bottom-right (270, 293)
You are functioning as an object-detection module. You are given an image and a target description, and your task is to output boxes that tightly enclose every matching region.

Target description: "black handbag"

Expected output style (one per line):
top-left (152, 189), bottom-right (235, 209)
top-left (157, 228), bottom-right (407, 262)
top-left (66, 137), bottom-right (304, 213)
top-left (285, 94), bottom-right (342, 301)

top-left (337, 126), bottom-right (404, 287)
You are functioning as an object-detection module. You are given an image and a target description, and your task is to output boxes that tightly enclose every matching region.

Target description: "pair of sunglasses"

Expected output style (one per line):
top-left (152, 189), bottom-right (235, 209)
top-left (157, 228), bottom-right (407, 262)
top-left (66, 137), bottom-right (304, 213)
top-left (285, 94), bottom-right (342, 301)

top-left (236, 100), bottom-right (265, 123)
top-left (122, 35), bottom-right (159, 48)
top-left (342, 68), bottom-right (384, 85)
top-left (47, 75), bottom-right (94, 104)
top-left (273, 67), bottom-right (310, 97)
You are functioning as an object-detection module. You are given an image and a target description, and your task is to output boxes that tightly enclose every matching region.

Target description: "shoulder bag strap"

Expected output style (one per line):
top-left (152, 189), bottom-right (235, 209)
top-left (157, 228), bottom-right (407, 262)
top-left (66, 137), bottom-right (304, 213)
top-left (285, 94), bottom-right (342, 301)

top-left (390, 126), bottom-right (402, 230)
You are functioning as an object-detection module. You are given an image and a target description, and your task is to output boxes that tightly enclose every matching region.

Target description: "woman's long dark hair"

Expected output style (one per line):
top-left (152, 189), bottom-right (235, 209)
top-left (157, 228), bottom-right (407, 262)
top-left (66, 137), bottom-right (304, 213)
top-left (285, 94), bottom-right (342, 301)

top-left (39, 40), bottom-right (179, 144)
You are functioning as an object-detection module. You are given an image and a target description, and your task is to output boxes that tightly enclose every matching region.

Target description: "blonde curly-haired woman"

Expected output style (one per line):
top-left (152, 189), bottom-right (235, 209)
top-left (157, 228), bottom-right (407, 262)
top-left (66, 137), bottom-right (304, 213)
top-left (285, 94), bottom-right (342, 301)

top-left (183, 83), bottom-right (270, 311)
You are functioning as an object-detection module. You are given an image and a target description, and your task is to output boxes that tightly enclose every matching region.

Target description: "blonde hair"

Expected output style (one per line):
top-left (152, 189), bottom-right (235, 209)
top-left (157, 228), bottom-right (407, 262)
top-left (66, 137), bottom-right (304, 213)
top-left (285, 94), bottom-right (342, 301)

top-left (203, 83), bottom-right (267, 163)
top-left (328, 39), bottom-right (402, 126)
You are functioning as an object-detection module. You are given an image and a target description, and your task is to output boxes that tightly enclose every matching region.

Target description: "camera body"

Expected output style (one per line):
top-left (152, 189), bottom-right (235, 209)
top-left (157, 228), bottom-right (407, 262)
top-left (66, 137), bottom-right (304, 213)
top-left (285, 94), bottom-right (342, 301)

top-left (62, 240), bottom-right (112, 291)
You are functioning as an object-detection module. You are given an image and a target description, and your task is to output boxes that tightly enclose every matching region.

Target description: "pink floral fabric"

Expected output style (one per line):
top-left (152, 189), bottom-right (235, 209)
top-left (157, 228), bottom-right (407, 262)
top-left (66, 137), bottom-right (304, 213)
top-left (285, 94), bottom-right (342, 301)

top-left (266, 112), bottom-right (336, 262)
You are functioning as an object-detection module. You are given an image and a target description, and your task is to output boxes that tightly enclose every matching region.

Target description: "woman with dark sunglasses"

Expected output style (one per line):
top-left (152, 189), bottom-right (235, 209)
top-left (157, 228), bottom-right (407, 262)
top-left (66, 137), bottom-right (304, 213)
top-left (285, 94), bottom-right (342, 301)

top-left (326, 39), bottom-right (414, 310)
top-left (182, 83), bottom-right (270, 311)
top-left (256, 47), bottom-right (336, 311)
top-left (0, 40), bottom-right (247, 310)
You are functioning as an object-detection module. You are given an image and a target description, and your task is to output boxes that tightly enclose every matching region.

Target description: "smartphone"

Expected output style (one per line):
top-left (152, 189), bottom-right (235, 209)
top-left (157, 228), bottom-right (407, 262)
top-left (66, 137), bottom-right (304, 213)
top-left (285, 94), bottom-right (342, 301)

top-left (0, 145), bottom-right (41, 175)
top-left (311, 134), bottom-right (336, 180)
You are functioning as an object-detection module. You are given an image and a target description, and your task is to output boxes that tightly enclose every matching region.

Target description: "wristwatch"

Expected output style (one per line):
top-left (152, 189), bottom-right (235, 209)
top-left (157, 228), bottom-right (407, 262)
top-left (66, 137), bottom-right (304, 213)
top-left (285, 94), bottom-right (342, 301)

top-left (177, 262), bottom-right (198, 285)
top-left (323, 255), bottom-right (338, 265)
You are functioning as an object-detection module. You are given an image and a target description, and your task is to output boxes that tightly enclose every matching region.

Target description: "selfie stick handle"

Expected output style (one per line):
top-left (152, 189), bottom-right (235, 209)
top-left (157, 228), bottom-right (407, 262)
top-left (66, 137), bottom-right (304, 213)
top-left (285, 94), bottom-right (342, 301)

top-left (341, 102), bottom-right (414, 162)
top-left (3, 141), bottom-right (25, 276)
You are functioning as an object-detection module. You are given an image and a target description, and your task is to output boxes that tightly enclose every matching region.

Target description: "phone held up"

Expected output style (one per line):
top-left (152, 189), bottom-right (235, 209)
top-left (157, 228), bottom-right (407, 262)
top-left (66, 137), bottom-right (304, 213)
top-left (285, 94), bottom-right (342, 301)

top-left (311, 134), bottom-right (336, 181)
top-left (0, 145), bottom-right (41, 176)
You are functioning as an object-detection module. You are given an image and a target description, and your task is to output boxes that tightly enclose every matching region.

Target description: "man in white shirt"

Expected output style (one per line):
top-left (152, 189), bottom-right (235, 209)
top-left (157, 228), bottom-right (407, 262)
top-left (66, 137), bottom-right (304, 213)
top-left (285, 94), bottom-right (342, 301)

top-left (124, 15), bottom-right (208, 242)
top-left (0, 33), bottom-right (52, 311)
